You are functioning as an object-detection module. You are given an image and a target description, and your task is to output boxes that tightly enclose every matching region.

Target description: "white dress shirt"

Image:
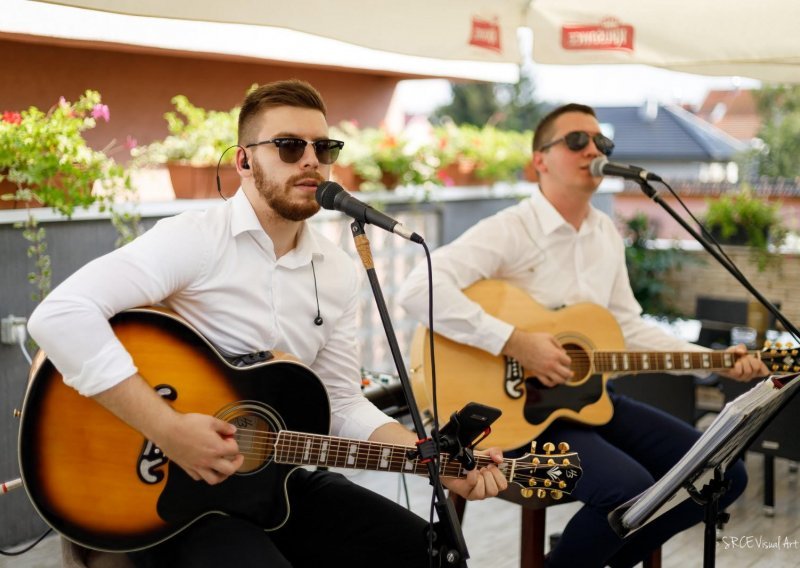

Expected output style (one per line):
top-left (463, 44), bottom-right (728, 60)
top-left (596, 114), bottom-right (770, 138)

top-left (28, 190), bottom-right (394, 440)
top-left (398, 187), bottom-right (703, 357)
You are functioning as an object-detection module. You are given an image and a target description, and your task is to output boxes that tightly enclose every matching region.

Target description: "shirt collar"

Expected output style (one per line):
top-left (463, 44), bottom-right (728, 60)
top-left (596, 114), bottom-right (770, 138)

top-left (530, 186), bottom-right (600, 236)
top-left (229, 189), bottom-right (325, 266)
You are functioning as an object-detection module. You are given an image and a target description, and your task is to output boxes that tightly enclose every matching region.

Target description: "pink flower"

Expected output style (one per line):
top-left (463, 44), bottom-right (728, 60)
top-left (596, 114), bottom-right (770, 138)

top-left (2, 111), bottom-right (21, 125)
top-left (125, 135), bottom-right (138, 151)
top-left (91, 104), bottom-right (110, 122)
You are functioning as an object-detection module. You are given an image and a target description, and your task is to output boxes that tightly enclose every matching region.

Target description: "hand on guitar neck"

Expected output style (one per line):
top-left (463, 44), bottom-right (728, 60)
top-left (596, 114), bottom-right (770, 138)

top-left (501, 329), bottom-right (574, 387)
top-left (502, 329), bottom-right (770, 388)
top-left (716, 343), bottom-right (771, 382)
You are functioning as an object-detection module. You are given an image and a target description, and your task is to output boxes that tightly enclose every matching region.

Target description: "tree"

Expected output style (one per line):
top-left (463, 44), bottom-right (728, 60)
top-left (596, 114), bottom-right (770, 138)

top-left (753, 85), bottom-right (800, 179)
top-left (432, 71), bottom-right (546, 130)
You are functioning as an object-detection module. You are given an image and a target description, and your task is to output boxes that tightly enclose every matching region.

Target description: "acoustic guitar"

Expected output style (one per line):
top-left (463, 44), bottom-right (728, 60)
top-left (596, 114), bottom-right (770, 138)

top-left (17, 307), bottom-right (582, 552)
top-left (410, 279), bottom-right (797, 450)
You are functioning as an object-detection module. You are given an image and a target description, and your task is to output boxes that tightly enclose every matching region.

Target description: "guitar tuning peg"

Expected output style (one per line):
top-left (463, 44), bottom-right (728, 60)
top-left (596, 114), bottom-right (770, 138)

top-left (558, 442), bottom-right (570, 453)
top-left (543, 479), bottom-right (552, 487)
top-left (543, 442), bottom-right (555, 454)
top-left (794, 366), bottom-right (799, 372)
top-left (528, 479), bottom-right (537, 487)
top-left (784, 364), bottom-right (791, 371)
top-left (529, 440), bottom-right (537, 454)
top-left (558, 481), bottom-right (567, 489)
top-left (562, 458), bottom-right (571, 466)
top-left (532, 457), bottom-right (540, 465)
top-left (792, 350), bottom-right (798, 356)
top-left (763, 340), bottom-right (772, 349)
top-left (520, 488), bottom-right (534, 499)
top-left (547, 458), bottom-right (556, 465)
top-left (772, 364), bottom-right (779, 371)
top-left (550, 490), bottom-right (564, 500)
top-left (536, 488), bottom-right (547, 499)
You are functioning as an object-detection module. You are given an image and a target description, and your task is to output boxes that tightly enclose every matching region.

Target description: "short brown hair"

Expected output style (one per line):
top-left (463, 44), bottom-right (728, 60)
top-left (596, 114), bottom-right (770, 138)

top-left (533, 103), bottom-right (596, 152)
top-left (238, 79), bottom-right (327, 144)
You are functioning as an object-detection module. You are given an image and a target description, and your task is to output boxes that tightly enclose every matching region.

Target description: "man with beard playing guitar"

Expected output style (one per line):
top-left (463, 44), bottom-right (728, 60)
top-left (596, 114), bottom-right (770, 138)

top-left (28, 79), bottom-right (507, 567)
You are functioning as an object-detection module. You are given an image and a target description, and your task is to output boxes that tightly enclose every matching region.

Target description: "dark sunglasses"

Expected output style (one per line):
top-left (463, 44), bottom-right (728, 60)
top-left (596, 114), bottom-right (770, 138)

top-left (539, 131), bottom-right (615, 156)
top-left (245, 137), bottom-right (345, 165)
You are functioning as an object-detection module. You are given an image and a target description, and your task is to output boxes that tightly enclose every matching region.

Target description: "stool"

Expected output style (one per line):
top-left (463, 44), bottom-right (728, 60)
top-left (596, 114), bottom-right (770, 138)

top-left (450, 489), bottom-right (662, 568)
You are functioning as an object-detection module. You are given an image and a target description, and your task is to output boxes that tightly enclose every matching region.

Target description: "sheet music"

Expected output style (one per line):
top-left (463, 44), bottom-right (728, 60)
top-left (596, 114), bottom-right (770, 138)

top-left (614, 373), bottom-right (800, 533)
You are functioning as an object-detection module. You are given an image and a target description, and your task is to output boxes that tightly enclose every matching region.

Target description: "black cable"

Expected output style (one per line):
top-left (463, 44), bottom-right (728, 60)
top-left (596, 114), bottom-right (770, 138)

top-left (421, 240), bottom-right (439, 568)
top-left (0, 528), bottom-right (52, 556)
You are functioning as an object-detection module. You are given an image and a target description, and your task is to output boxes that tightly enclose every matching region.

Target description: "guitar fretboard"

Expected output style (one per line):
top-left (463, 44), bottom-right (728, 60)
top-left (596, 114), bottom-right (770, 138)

top-left (592, 350), bottom-right (756, 373)
top-left (273, 431), bottom-right (504, 480)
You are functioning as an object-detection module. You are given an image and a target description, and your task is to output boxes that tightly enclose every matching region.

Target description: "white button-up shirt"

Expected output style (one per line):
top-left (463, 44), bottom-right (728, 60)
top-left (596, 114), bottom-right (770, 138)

top-left (28, 190), bottom-right (394, 440)
top-left (398, 187), bottom-right (702, 357)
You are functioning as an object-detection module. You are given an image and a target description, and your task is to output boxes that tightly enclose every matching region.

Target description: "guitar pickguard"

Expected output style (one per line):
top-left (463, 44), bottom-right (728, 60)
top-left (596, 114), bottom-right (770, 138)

top-left (523, 374), bottom-right (605, 427)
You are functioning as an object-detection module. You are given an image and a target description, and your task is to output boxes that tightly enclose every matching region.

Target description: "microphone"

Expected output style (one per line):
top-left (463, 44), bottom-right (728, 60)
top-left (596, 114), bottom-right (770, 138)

top-left (590, 156), bottom-right (662, 182)
top-left (315, 181), bottom-right (424, 244)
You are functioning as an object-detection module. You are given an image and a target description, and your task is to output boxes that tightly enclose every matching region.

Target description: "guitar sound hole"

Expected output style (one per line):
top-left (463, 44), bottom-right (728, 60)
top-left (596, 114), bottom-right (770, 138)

top-left (563, 343), bottom-right (591, 382)
top-left (217, 403), bottom-right (282, 475)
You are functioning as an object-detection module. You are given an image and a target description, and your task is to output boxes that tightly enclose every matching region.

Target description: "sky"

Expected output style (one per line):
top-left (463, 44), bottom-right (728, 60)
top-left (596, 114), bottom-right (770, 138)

top-left (395, 64), bottom-right (761, 116)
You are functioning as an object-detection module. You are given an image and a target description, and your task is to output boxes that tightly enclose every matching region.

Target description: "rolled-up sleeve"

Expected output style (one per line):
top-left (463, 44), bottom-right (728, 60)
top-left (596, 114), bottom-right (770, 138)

top-left (27, 215), bottom-right (207, 395)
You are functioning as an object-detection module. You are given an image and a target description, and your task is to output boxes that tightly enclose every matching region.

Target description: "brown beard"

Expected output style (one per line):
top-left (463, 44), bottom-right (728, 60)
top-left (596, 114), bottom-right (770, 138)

top-left (253, 161), bottom-right (323, 222)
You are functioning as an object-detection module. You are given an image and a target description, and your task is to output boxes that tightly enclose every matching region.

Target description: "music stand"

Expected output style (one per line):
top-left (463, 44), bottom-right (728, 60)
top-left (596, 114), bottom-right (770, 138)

top-left (609, 372), bottom-right (800, 567)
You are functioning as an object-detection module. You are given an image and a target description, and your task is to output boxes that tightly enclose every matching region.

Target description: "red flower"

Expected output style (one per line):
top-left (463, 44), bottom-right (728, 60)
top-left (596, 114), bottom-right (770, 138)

top-left (2, 111), bottom-right (21, 125)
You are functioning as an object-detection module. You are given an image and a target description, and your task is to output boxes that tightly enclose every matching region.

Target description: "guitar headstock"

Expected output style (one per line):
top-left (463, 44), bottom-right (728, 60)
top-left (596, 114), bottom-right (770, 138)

top-left (761, 341), bottom-right (800, 374)
top-left (508, 441), bottom-right (582, 500)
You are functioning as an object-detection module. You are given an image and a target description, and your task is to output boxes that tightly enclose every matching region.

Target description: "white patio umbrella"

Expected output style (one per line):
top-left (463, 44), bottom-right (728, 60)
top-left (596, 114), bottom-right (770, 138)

top-left (36, 0), bottom-right (800, 83)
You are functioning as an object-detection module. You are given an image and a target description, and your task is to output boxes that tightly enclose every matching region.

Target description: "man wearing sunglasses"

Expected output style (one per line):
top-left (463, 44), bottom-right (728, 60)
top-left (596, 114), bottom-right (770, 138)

top-left (399, 103), bottom-right (768, 567)
top-left (28, 79), bottom-right (506, 567)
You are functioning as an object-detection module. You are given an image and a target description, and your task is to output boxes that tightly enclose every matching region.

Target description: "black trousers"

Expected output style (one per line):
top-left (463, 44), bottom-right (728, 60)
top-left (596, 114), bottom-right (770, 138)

top-left (540, 393), bottom-right (748, 568)
top-left (129, 468), bottom-right (431, 568)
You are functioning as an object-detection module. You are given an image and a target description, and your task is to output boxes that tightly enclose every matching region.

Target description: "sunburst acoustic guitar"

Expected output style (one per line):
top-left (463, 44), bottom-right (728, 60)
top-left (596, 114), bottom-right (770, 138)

top-left (410, 279), bottom-right (797, 451)
top-left (17, 307), bottom-right (582, 553)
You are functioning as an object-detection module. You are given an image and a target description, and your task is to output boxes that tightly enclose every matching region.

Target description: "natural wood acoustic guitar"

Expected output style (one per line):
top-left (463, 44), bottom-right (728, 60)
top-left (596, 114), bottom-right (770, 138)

top-left (410, 279), bottom-right (796, 450)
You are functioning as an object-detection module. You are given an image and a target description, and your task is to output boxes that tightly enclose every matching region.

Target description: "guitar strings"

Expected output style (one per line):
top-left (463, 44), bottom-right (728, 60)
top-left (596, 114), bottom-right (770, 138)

top-left (208, 427), bottom-right (569, 480)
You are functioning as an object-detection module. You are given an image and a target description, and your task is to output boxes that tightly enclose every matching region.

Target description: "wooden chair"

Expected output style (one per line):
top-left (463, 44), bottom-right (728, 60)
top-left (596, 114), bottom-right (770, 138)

top-left (449, 489), bottom-right (662, 568)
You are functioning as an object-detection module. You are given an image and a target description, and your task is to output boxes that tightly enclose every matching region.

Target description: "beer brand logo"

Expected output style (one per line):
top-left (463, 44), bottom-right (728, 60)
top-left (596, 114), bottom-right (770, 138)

top-left (561, 17), bottom-right (634, 51)
top-left (469, 16), bottom-right (502, 53)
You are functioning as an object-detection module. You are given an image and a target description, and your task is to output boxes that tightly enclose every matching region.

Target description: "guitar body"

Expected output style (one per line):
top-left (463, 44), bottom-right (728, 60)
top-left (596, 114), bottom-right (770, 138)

top-left (411, 280), bottom-right (622, 450)
top-left (18, 308), bottom-right (330, 552)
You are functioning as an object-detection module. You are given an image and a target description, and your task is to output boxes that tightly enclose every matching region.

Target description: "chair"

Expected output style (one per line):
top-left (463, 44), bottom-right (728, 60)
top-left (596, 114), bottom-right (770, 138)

top-left (449, 489), bottom-right (662, 568)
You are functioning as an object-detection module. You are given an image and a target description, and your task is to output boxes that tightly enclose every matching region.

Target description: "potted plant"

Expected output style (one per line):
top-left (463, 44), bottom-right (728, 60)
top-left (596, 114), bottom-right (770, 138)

top-left (433, 123), bottom-right (532, 186)
top-left (0, 90), bottom-right (137, 302)
top-left (0, 90), bottom-right (130, 216)
top-left (132, 94), bottom-right (240, 199)
top-left (329, 121), bottom-right (438, 191)
top-left (703, 185), bottom-right (789, 270)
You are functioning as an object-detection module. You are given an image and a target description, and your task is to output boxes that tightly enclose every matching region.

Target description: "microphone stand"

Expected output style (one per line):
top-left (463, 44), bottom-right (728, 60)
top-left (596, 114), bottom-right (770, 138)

top-left (349, 220), bottom-right (469, 567)
top-left (635, 179), bottom-right (800, 339)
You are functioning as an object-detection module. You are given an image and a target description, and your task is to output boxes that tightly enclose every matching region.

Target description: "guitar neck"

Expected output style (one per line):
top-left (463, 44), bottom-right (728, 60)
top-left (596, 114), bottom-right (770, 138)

top-left (274, 431), bottom-right (499, 479)
top-left (592, 349), bottom-right (758, 374)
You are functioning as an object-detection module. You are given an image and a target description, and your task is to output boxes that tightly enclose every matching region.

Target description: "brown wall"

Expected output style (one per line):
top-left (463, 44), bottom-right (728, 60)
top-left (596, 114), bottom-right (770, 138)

top-left (0, 38), bottom-right (400, 160)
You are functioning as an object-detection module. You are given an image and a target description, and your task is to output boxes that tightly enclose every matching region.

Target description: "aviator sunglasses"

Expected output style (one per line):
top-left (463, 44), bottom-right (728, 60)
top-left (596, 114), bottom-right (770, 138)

top-left (539, 130), bottom-right (615, 156)
top-left (245, 137), bottom-right (345, 165)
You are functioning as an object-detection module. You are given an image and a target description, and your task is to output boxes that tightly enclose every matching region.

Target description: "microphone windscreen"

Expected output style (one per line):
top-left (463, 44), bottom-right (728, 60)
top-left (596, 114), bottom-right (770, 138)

top-left (589, 156), bottom-right (608, 177)
top-left (316, 181), bottom-right (343, 209)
